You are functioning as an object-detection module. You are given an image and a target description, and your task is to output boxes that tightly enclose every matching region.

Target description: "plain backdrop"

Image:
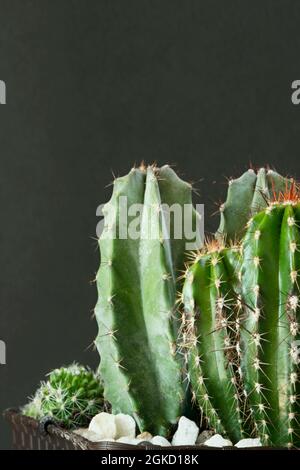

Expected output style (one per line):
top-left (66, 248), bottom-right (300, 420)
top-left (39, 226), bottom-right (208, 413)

top-left (1, 0), bottom-right (300, 449)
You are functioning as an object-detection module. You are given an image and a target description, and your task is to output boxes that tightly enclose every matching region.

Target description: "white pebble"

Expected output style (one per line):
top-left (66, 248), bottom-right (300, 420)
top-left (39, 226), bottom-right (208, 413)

top-left (204, 434), bottom-right (233, 447)
top-left (136, 432), bottom-right (153, 441)
top-left (73, 428), bottom-right (114, 442)
top-left (171, 416), bottom-right (199, 446)
top-left (88, 412), bottom-right (117, 439)
top-left (115, 414), bottom-right (136, 439)
top-left (116, 436), bottom-right (139, 445)
top-left (235, 438), bottom-right (262, 448)
top-left (151, 436), bottom-right (171, 447)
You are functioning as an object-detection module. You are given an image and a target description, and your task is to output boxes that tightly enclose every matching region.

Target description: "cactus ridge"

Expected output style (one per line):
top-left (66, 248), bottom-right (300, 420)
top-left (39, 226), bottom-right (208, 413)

top-left (216, 167), bottom-right (293, 243)
top-left (95, 164), bottom-right (201, 435)
top-left (182, 242), bottom-right (249, 443)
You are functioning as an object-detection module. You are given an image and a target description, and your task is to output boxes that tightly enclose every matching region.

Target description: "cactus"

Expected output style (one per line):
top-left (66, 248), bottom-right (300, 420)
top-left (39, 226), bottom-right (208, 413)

top-left (95, 164), bottom-right (201, 436)
top-left (184, 184), bottom-right (300, 448)
top-left (182, 241), bottom-right (249, 444)
top-left (22, 364), bottom-right (104, 428)
top-left (216, 168), bottom-right (292, 243)
top-left (239, 185), bottom-right (300, 448)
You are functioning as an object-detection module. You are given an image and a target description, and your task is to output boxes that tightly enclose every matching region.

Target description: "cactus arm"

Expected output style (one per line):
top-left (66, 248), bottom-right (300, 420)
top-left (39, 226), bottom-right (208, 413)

top-left (240, 204), bottom-right (300, 447)
top-left (96, 167), bottom-right (166, 432)
top-left (139, 167), bottom-right (183, 424)
top-left (95, 169), bottom-right (146, 428)
top-left (95, 165), bottom-right (199, 435)
top-left (216, 168), bottom-right (292, 243)
top-left (240, 208), bottom-right (281, 444)
top-left (184, 250), bottom-right (244, 443)
top-left (217, 169), bottom-right (257, 242)
top-left (182, 262), bottom-right (225, 435)
top-left (277, 206), bottom-right (300, 448)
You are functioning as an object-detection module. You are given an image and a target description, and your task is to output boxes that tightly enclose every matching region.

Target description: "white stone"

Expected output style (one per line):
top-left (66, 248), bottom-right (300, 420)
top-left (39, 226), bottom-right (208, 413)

top-left (88, 412), bottom-right (117, 439)
top-left (171, 416), bottom-right (199, 446)
top-left (116, 437), bottom-right (139, 445)
top-left (73, 428), bottom-right (113, 442)
top-left (136, 432), bottom-right (153, 441)
top-left (115, 413), bottom-right (136, 439)
top-left (204, 434), bottom-right (233, 447)
top-left (151, 436), bottom-right (171, 447)
top-left (235, 438), bottom-right (262, 448)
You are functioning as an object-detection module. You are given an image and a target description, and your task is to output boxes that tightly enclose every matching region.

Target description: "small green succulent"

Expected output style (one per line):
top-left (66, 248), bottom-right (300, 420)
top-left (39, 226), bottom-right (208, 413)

top-left (22, 363), bottom-right (104, 428)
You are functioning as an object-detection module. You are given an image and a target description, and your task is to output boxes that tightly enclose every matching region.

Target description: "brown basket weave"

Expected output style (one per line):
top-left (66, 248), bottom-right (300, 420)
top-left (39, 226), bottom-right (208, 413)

top-left (4, 409), bottom-right (281, 451)
top-left (4, 409), bottom-right (230, 451)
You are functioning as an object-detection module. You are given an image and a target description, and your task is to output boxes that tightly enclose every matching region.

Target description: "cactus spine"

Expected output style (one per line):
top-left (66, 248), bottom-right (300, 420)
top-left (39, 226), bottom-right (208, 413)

top-left (182, 242), bottom-right (247, 443)
top-left (239, 189), bottom-right (300, 448)
top-left (95, 165), bottom-right (200, 435)
top-left (216, 168), bottom-right (292, 242)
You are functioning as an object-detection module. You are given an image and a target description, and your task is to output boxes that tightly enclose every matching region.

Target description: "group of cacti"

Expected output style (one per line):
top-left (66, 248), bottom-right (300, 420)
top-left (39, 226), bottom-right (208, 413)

top-left (95, 164), bottom-right (299, 448)
top-left (23, 164), bottom-right (300, 448)
top-left (182, 169), bottom-right (300, 448)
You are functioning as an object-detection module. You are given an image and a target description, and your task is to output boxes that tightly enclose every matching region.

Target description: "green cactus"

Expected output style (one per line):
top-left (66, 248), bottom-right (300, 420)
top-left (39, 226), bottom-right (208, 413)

top-left (22, 364), bottom-right (104, 428)
top-left (216, 168), bottom-right (292, 243)
top-left (95, 164), bottom-right (201, 436)
top-left (239, 188), bottom-right (300, 448)
top-left (182, 241), bottom-right (249, 444)
top-left (184, 184), bottom-right (300, 448)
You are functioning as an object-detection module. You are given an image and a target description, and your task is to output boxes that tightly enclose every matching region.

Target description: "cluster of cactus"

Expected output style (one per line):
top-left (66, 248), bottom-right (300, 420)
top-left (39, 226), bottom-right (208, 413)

top-left (182, 171), bottom-right (300, 448)
top-left (20, 162), bottom-right (300, 448)
top-left (22, 364), bottom-right (105, 428)
top-left (95, 164), bottom-right (300, 447)
top-left (95, 164), bottom-right (201, 435)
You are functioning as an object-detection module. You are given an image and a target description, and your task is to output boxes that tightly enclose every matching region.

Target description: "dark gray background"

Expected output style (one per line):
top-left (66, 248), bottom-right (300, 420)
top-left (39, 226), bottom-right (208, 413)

top-left (0, 0), bottom-right (300, 449)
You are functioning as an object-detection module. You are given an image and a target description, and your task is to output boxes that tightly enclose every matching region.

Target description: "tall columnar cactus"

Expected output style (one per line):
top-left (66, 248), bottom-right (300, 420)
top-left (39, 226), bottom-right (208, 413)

top-left (239, 187), bottom-right (300, 448)
top-left (216, 168), bottom-right (292, 243)
top-left (182, 241), bottom-right (248, 444)
top-left (95, 164), bottom-right (201, 435)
